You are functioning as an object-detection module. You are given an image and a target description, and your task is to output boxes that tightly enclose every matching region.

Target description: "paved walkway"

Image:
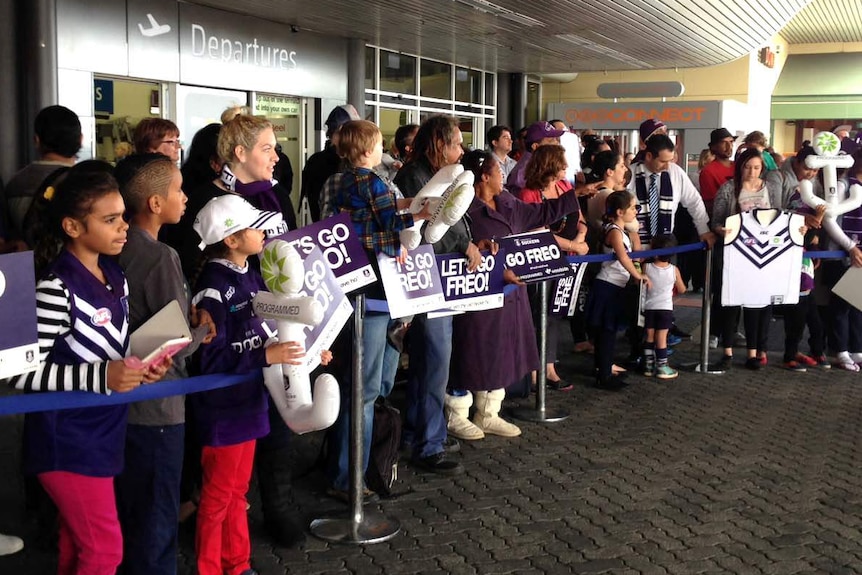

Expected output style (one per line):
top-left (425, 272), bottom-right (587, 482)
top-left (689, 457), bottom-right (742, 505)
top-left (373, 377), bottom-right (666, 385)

top-left (2, 293), bottom-right (862, 574)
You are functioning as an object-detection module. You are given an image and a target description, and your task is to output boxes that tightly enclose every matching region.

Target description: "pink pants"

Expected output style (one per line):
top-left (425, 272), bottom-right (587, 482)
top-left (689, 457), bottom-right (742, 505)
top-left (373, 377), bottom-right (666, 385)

top-left (38, 471), bottom-right (123, 575)
top-left (196, 440), bottom-right (256, 575)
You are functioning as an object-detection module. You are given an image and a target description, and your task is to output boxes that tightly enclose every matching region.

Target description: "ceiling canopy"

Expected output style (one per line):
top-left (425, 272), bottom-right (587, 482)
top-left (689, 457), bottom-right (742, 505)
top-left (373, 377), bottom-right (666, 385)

top-left (191, 0), bottom-right (853, 73)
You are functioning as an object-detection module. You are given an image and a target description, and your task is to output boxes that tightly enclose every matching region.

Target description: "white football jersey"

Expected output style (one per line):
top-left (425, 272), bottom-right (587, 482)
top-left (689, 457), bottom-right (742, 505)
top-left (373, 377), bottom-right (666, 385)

top-left (722, 209), bottom-right (804, 307)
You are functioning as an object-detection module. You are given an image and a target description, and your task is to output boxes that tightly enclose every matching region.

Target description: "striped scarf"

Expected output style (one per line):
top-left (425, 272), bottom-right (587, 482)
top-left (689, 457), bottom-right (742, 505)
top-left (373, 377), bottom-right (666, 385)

top-left (634, 168), bottom-right (673, 244)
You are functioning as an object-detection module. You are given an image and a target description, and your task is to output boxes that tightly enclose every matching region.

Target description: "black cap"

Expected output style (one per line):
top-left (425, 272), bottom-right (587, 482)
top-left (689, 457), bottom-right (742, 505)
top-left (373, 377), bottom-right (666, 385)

top-left (709, 128), bottom-right (736, 146)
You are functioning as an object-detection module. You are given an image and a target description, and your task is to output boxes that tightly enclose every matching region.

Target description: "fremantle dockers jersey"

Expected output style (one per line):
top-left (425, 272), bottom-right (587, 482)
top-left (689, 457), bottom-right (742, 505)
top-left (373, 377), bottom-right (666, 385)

top-left (722, 209), bottom-right (804, 307)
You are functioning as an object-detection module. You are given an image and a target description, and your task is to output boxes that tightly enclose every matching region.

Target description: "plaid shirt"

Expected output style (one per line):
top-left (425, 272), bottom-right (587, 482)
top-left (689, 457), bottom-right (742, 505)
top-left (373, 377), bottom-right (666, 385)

top-left (333, 167), bottom-right (413, 257)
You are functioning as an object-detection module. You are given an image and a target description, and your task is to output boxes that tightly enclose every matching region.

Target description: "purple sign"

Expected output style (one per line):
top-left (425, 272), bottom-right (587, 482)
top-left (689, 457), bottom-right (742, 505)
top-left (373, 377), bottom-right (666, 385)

top-left (377, 245), bottom-right (446, 319)
top-left (296, 246), bottom-right (353, 372)
top-left (276, 213), bottom-right (376, 294)
top-left (549, 262), bottom-right (588, 317)
top-left (0, 252), bottom-right (39, 379)
top-left (498, 230), bottom-right (571, 284)
top-left (434, 251), bottom-right (505, 312)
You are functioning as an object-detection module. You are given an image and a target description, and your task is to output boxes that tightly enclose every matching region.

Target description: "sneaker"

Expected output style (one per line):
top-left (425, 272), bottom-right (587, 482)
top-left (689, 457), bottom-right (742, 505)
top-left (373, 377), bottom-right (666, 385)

top-left (717, 355), bottom-right (733, 370)
top-left (708, 335), bottom-right (719, 350)
top-left (815, 355), bottom-right (832, 369)
top-left (837, 357), bottom-right (860, 372)
top-left (745, 357), bottom-right (761, 371)
top-left (443, 437), bottom-right (461, 453)
top-left (852, 352), bottom-right (862, 364)
top-left (795, 353), bottom-right (817, 367)
top-left (655, 365), bottom-right (678, 379)
top-left (412, 452), bottom-right (465, 476)
top-left (670, 325), bottom-right (692, 340)
top-left (326, 487), bottom-right (380, 505)
top-left (643, 357), bottom-right (656, 377)
top-left (759, 353), bottom-right (768, 366)
top-left (0, 534), bottom-right (23, 556)
top-left (667, 334), bottom-right (683, 347)
top-left (783, 360), bottom-right (807, 373)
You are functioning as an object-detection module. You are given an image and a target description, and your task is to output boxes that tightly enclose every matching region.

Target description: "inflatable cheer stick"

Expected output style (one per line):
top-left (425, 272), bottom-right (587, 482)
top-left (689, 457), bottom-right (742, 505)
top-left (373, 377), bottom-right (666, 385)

top-left (399, 164), bottom-right (476, 250)
top-left (799, 131), bottom-right (862, 217)
top-left (253, 240), bottom-right (339, 435)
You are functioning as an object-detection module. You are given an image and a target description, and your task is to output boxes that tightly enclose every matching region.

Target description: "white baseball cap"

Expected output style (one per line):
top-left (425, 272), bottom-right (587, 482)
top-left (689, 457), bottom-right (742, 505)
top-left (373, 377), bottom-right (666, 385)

top-left (194, 194), bottom-right (284, 249)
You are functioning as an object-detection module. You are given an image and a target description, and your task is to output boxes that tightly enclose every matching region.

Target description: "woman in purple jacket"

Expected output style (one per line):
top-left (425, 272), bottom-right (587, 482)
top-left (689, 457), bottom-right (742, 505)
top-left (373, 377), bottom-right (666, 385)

top-left (447, 150), bottom-right (580, 440)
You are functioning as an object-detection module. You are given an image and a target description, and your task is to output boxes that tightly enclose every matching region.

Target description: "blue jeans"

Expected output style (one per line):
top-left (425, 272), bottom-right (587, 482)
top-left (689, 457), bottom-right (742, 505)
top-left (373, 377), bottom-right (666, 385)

top-left (404, 314), bottom-right (452, 459)
top-left (327, 311), bottom-right (399, 491)
top-left (116, 423), bottom-right (184, 575)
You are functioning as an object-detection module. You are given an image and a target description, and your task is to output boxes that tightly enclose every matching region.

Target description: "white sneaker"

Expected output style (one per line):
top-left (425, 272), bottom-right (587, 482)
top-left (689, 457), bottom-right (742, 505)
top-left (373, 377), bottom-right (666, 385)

top-left (851, 352), bottom-right (862, 364)
top-left (0, 533), bottom-right (23, 556)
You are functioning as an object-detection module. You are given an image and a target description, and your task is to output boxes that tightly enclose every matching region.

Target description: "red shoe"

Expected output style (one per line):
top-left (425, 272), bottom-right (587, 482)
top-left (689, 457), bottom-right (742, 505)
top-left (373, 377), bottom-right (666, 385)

top-left (759, 353), bottom-right (768, 366)
top-left (795, 353), bottom-right (817, 367)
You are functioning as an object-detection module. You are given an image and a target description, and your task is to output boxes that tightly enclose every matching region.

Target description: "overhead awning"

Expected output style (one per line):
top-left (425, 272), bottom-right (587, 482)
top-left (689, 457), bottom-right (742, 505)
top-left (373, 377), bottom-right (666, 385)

top-left (772, 53), bottom-right (862, 119)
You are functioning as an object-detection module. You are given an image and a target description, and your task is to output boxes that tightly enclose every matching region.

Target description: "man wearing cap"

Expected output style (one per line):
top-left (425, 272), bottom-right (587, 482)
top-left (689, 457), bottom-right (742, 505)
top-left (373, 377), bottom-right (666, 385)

top-left (699, 128), bottom-right (736, 215)
top-left (833, 124), bottom-right (859, 156)
top-left (299, 104), bottom-right (360, 222)
top-left (632, 119), bottom-right (668, 164)
top-left (506, 121), bottom-right (566, 197)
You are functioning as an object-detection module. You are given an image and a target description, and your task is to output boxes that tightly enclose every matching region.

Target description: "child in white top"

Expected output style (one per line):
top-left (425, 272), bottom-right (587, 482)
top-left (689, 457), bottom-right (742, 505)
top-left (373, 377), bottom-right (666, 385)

top-left (643, 234), bottom-right (687, 379)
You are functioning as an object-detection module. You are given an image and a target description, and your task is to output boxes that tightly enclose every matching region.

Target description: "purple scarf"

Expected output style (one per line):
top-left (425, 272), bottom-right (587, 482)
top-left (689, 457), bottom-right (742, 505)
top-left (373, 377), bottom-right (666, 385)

top-left (219, 165), bottom-right (282, 213)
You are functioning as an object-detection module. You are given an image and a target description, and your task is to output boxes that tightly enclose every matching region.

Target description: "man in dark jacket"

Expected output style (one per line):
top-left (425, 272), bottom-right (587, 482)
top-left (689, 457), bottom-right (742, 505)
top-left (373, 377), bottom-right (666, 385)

top-left (299, 104), bottom-right (359, 222)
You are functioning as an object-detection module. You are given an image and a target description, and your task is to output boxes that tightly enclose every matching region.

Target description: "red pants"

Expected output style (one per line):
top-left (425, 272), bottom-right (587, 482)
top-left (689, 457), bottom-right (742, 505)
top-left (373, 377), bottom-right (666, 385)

top-left (38, 471), bottom-right (123, 575)
top-left (196, 440), bottom-right (256, 575)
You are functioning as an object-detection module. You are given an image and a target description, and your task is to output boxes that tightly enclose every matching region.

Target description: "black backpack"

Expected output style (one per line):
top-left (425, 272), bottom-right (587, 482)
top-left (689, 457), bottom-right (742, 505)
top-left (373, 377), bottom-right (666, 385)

top-left (365, 398), bottom-right (402, 498)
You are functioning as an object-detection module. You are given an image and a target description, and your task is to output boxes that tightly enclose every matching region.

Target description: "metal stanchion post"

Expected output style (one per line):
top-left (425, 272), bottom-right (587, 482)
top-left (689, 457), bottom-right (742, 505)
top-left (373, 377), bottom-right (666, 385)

top-left (695, 246), bottom-right (725, 374)
top-left (512, 280), bottom-right (568, 423)
top-left (311, 294), bottom-right (400, 544)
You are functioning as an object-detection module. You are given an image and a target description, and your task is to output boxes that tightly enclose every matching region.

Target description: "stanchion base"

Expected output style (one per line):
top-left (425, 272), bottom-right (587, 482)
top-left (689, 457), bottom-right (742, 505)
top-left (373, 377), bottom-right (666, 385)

top-left (510, 406), bottom-right (569, 423)
top-left (692, 363), bottom-right (726, 374)
top-left (310, 512), bottom-right (401, 545)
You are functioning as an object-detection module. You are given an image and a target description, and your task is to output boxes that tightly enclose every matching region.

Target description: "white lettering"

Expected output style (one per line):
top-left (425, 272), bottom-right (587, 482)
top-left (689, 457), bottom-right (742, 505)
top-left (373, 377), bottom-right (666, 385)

top-left (188, 23), bottom-right (299, 70)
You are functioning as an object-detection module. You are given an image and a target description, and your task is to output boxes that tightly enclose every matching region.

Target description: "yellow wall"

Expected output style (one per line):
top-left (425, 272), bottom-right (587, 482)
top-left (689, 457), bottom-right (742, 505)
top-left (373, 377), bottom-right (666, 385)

top-left (789, 42), bottom-right (862, 54)
top-left (542, 57), bottom-right (751, 107)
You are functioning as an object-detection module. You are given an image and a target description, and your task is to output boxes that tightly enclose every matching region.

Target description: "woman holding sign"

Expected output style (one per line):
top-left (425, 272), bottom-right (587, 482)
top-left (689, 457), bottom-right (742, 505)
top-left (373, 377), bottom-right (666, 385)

top-left (446, 150), bottom-right (580, 440)
top-left (520, 145), bottom-right (589, 391)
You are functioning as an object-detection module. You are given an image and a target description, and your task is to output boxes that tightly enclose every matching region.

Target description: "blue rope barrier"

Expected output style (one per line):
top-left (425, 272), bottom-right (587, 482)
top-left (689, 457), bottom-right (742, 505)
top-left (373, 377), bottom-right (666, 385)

top-left (0, 372), bottom-right (258, 416)
top-left (2, 244), bottom-right (850, 416)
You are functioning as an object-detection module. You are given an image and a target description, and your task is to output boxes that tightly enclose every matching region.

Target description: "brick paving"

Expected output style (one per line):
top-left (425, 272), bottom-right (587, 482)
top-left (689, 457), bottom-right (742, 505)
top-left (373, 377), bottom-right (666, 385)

top-left (3, 293), bottom-right (862, 574)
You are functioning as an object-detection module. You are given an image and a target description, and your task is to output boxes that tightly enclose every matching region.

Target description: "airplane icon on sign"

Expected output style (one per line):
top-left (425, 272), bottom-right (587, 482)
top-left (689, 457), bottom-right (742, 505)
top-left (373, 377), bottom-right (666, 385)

top-left (138, 13), bottom-right (171, 37)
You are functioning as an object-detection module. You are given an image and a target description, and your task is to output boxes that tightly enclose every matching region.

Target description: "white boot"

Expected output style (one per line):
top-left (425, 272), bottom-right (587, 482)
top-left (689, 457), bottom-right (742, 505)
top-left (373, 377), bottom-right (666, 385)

top-left (444, 392), bottom-right (485, 440)
top-left (0, 533), bottom-right (23, 556)
top-left (472, 389), bottom-right (521, 437)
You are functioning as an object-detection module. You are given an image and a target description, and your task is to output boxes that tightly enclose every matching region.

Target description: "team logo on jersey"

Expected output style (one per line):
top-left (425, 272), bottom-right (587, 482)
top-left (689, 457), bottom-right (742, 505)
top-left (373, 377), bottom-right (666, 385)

top-left (225, 286), bottom-right (235, 300)
top-left (91, 307), bottom-right (112, 326)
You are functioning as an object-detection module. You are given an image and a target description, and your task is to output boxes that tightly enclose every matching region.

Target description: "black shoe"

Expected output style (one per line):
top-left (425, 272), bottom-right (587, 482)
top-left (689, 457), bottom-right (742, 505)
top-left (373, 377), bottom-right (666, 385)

top-left (326, 487), bottom-right (380, 505)
top-left (443, 436), bottom-right (461, 453)
top-left (670, 324), bottom-right (692, 340)
top-left (412, 452), bottom-right (465, 476)
top-left (744, 357), bottom-right (761, 371)
top-left (594, 375), bottom-right (628, 391)
top-left (546, 378), bottom-right (574, 391)
top-left (266, 515), bottom-right (306, 549)
top-left (717, 355), bottom-right (733, 370)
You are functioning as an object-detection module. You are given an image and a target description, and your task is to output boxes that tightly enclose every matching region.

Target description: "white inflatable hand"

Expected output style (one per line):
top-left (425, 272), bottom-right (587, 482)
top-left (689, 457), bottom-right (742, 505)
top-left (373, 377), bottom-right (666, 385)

top-left (424, 171), bottom-right (475, 244)
top-left (399, 164), bottom-right (467, 250)
top-left (254, 240), bottom-right (340, 435)
top-left (800, 132), bottom-right (862, 253)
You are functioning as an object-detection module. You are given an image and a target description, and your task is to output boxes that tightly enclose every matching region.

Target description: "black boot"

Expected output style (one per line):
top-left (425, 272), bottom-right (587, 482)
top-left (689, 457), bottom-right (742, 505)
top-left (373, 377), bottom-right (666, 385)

top-left (255, 409), bottom-right (306, 549)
